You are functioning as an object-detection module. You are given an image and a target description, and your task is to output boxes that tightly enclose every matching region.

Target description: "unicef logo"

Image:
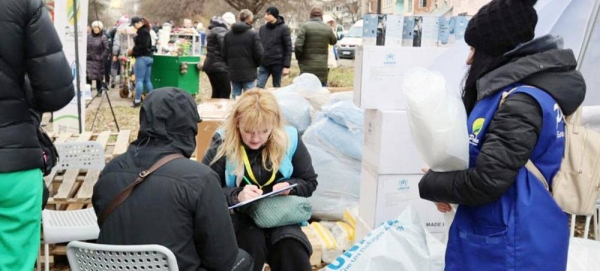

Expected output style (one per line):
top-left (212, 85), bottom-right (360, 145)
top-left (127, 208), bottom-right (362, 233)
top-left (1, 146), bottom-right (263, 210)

top-left (384, 53), bottom-right (397, 65)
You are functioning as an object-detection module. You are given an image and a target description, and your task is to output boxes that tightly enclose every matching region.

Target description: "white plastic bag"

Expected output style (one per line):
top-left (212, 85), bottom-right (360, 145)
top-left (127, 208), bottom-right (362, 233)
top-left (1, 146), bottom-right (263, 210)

top-left (322, 206), bottom-right (446, 271)
top-left (275, 91), bottom-right (312, 134)
top-left (331, 221), bottom-right (355, 251)
top-left (567, 238), bottom-right (600, 271)
top-left (402, 68), bottom-right (469, 172)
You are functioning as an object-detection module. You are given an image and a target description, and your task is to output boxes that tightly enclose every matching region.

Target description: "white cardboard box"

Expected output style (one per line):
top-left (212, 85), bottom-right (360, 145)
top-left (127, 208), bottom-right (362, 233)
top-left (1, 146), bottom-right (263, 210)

top-left (358, 164), bottom-right (447, 240)
top-left (363, 109), bottom-right (425, 174)
top-left (353, 46), bottom-right (448, 110)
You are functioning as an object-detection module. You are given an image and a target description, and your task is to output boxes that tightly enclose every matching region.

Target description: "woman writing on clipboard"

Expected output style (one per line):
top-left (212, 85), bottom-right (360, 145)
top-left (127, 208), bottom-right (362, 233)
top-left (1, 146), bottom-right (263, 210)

top-left (203, 89), bottom-right (318, 271)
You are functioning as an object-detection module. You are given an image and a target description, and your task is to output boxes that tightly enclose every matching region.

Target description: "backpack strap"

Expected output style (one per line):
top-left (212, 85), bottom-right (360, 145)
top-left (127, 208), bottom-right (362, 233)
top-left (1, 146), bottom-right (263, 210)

top-left (499, 87), bottom-right (551, 192)
top-left (98, 154), bottom-right (185, 226)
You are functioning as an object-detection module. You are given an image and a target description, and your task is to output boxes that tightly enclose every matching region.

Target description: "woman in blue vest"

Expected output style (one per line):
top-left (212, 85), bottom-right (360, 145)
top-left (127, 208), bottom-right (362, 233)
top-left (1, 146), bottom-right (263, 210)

top-left (418, 0), bottom-right (586, 270)
top-left (203, 89), bottom-right (318, 271)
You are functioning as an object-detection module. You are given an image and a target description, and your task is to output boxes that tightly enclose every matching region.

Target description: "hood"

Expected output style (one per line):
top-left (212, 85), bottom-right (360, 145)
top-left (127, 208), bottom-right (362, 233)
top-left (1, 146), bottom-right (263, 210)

top-left (231, 22), bottom-right (252, 33)
top-left (267, 16), bottom-right (285, 29)
top-left (476, 35), bottom-right (586, 116)
top-left (134, 88), bottom-right (200, 158)
top-left (209, 17), bottom-right (228, 30)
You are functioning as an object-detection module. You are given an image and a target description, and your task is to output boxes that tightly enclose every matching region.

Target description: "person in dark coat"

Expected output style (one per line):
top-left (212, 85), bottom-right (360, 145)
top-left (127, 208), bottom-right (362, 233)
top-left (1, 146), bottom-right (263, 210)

top-left (294, 7), bottom-right (337, 87)
top-left (131, 16), bottom-right (154, 107)
top-left (87, 21), bottom-right (109, 95)
top-left (204, 16), bottom-right (231, 99)
top-left (0, 0), bottom-right (75, 269)
top-left (93, 88), bottom-right (253, 271)
top-left (223, 9), bottom-right (264, 98)
top-left (418, 0), bottom-right (585, 270)
top-left (257, 7), bottom-right (292, 89)
top-left (203, 89), bottom-right (317, 271)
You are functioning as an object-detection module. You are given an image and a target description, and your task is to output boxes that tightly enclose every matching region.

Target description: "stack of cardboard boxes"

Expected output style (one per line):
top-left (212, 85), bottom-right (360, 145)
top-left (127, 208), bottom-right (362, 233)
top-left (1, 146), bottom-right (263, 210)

top-left (353, 45), bottom-right (449, 242)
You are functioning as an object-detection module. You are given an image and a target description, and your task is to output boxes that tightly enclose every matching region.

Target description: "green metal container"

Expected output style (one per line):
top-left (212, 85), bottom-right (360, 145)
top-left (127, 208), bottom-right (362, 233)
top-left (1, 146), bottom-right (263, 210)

top-left (151, 55), bottom-right (200, 96)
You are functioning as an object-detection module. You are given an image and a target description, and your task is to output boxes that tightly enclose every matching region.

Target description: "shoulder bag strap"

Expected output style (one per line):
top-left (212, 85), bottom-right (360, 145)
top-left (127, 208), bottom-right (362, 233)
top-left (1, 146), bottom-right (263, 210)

top-left (98, 153), bottom-right (184, 226)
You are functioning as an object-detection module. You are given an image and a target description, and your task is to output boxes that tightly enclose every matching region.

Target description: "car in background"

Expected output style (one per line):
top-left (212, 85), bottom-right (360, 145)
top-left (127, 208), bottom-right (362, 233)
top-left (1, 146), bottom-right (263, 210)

top-left (337, 20), bottom-right (363, 59)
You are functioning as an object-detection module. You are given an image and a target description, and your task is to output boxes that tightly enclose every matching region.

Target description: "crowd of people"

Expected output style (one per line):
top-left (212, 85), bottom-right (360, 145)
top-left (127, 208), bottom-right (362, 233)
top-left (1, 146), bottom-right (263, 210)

top-left (0, 0), bottom-right (590, 270)
top-left (84, 6), bottom-right (339, 107)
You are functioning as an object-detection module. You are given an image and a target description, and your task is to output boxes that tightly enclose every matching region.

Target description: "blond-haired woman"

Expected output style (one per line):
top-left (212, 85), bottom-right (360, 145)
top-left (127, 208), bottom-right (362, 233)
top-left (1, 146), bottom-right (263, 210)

top-left (203, 89), bottom-right (317, 271)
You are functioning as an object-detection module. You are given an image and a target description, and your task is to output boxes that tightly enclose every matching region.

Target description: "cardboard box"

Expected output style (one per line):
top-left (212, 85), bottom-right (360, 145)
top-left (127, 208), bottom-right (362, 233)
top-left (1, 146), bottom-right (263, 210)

top-left (195, 99), bottom-right (234, 160)
top-left (354, 215), bottom-right (373, 242)
top-left (358, 164), bottom-right (446, 240)
top-left (353, 46), bottom-right (448, 110)
top-left (363, 109), bottom-right (425, 174)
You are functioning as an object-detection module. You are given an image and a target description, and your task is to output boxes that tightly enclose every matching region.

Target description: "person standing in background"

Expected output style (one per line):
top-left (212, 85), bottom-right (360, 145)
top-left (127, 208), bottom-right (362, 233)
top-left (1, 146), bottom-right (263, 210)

top-left (223, 9), bottom-right (263, 98)
top-left (130, 16), bottom-right (154, 107)
top-left (87, 21), bottom-right (109, 96)
top-left (257, 6), bottom-right (292, 89)
top-left (294, 7), bottom-right (337, 87)
top-left (204, 16), bottom-right (232, 99)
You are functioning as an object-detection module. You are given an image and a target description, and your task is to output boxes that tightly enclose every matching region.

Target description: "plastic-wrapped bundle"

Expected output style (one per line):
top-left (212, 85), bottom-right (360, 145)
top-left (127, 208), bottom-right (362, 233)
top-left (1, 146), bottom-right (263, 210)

top-left (278, 73), bottom-right (331, 112)
top-left (304, 101), bottom-right (364, 220)
top-left (275, 91), bottom-right (312, 134)
top-left (402, 68), bottom-right (469, 172)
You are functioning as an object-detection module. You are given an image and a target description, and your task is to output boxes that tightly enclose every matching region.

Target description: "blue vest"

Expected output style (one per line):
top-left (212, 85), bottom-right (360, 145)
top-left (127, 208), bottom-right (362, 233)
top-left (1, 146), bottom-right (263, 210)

top-left (446, 85), bottom-right (569, 271)
top-left (219, 126), bottom-right (298, 187)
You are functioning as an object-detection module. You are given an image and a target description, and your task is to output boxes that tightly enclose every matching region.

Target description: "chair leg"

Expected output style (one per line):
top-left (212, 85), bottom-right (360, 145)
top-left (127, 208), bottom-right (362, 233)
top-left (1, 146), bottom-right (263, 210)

top-left (570, 214), bottom-right (576, 237)
top-left (594, 208), bottom-right (600, 241)
top-left (584, 215), bottom-right (592, 239)
top-left (37, 247), bottom-right (41, 271)
top-left (45, 243), bottom-right (50, 271)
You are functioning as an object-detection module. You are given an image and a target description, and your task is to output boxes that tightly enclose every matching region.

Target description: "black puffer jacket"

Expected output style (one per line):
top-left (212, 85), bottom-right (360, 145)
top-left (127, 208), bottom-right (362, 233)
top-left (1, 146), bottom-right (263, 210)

top-left (0, 0), bottom-right (74, 173)
top-left (203, 17), bottom-right (229, 74)
top-left (419, 35), bottom-right (586, 205)
top-left (132, 27), bottom-right (153, 57)
top-left (93, 88), bottom-right (241, 271)
top-left (259, 16), bottom-right (292, 68)
top-left (223, 22), bottom-right (263, 82)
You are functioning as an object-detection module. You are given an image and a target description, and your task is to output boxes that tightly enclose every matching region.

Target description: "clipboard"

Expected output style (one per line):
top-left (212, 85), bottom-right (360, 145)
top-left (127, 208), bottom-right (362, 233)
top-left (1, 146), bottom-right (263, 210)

top-left (228, 183), bottom-right (298, 210)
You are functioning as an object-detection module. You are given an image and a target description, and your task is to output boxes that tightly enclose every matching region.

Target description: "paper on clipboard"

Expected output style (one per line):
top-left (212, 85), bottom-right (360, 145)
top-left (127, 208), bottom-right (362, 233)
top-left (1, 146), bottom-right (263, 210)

top-left (228, 183), bottom-right (298, 210)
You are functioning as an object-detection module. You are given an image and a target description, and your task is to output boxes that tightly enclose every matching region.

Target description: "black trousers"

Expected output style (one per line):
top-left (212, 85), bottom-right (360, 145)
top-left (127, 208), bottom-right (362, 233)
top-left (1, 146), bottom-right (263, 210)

top-left (236, 224), bottom-right (311, 271)
top-left (206, 71), bottom-right (231, 99)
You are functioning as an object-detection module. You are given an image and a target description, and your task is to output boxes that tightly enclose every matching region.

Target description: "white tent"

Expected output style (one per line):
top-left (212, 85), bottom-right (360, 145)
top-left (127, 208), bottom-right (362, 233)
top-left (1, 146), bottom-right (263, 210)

top-left (429, 0), bottom-right (600, 106)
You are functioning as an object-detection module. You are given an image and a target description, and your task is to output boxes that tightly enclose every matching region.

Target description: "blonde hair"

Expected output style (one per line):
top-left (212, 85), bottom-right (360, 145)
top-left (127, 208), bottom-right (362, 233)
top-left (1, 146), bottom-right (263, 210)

top-left (211, 89), bottom-right (288, 176)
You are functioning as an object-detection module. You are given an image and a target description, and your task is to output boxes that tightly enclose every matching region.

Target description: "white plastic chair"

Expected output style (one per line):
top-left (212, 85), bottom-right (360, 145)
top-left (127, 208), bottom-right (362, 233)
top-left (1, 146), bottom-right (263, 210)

top-left (569, 195), bottom-right (600, 240)
top-left (41, 141), bottom-right (105, 271)
top-left (67, 241), bottom-right (179, 271)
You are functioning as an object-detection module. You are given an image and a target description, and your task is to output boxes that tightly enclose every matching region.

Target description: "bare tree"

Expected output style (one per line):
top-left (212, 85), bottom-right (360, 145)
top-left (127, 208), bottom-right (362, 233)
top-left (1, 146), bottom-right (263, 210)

top-left (223, 0), bottom-right (271, 15)
top-left (138, 0), bottom-right (206, 25)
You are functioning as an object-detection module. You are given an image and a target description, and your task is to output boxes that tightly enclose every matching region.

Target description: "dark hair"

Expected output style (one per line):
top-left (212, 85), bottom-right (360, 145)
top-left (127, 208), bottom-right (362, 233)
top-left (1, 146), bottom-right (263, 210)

top-left (462, 49), bottom-right (509, 114)
top-left (141, 17), bottom-right (151, 30)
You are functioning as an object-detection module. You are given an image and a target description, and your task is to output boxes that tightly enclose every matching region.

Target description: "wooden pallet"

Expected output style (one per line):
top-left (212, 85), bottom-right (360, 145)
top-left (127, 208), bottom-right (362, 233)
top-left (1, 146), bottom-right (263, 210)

top-left (40, 130), bottom-right (132, 265)
top-left (44, 130), bottom-right (132, 211)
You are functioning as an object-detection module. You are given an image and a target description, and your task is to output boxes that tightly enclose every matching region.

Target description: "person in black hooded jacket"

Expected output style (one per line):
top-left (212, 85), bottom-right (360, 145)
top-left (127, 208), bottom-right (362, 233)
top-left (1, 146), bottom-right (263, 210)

top-left (257, 7), bottom-right (292, 89)
top-left (93, 88), bottom-right (253, 271)
top-left (204, 16), bottom-right (232, 99)
top-left (0, 0), bottom-right (74, 269)
top-left (223, 9), bottom-right (264, 98)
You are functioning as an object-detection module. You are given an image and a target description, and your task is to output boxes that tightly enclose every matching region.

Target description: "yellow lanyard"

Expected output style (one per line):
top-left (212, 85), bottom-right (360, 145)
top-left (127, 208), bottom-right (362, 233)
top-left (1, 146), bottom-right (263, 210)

top-left (240, 146), bottom-right (276, 189)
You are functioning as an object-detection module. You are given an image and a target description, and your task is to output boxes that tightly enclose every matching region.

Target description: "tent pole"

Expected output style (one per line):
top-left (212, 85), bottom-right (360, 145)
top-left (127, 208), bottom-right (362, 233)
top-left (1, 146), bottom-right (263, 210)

top-left (72, 0), bottom-right (83, 133)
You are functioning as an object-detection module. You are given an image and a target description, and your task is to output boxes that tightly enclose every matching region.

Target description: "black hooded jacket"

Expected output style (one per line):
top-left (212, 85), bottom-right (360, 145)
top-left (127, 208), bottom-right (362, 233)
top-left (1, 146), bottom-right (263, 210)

top-left (92, 88), bottom-right (240, 271)
top-left (419, 35), bottom-right (586, 205)
top-left (132, 27), bottom-right (153, 57)
top-left (258, 16), bottom-right (292, 68)
top-left (204, 18), bottom-right (229, 74)
top-left (223, 22), bottom-right (264, 82)
top-left (0, 0), bottom-right (75, 173)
